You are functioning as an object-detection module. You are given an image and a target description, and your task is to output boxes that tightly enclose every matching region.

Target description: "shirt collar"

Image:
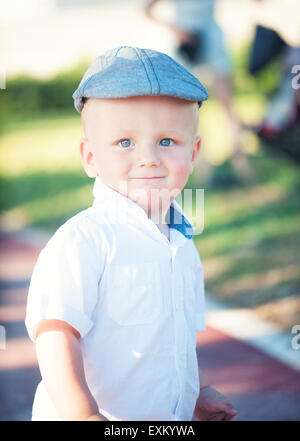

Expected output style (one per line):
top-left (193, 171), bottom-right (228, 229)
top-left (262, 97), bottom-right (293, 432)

top-left (92, 177), bottom-right (194, 240)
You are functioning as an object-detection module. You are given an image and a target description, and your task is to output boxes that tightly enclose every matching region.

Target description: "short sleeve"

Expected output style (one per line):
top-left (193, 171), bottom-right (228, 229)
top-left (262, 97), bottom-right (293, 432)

top-left (25, 219), bottom-right (105, 342)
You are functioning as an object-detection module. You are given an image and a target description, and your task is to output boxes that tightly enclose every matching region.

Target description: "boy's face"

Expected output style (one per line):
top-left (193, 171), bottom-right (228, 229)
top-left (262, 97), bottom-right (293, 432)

top-left (79, 95), bottom-right (201, 221)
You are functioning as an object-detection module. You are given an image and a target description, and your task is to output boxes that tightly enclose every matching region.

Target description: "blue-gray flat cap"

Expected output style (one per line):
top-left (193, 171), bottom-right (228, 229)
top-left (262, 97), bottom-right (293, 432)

top-left (72, 46), bottom-right (208, 112)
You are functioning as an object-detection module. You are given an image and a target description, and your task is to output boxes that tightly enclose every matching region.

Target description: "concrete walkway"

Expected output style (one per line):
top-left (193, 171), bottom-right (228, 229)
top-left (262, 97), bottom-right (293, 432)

top-left (0, 231), bottom-right (299, 421)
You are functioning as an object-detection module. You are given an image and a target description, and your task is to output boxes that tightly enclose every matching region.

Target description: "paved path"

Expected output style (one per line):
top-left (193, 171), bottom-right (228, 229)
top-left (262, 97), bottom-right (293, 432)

top-left (0, 232), bottom-right (299, 421)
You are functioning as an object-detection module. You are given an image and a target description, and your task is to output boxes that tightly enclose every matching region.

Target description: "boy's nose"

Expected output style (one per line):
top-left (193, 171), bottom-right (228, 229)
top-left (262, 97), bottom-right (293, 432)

top-left (136, 144), bottom-right (161, 167)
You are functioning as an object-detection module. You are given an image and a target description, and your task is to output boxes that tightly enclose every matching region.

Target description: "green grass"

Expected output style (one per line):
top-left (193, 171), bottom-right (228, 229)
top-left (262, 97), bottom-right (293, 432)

top-left (0, 110), bottom-right (93, 229)
top-left (192, 151), bottom-right (300, 329)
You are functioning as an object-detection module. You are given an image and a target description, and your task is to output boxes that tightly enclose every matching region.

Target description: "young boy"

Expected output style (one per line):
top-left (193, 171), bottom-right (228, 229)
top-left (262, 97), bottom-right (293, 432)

top-left (25, 46), bottom-right (238, 421)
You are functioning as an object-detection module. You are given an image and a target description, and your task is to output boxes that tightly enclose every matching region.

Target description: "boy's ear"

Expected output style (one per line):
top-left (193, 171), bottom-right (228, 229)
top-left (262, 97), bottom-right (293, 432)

top-left (79, 137), bottom-right (98, 178)
top-left (189, 136), bottom-right (201, 174)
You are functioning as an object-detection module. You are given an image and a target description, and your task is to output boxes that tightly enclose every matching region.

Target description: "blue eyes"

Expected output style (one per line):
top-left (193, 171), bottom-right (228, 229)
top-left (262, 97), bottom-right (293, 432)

top-left (119, 139), bottom-right (132, 148)
top-left (160, 138), bottom-right (173, 147)
top-left (118, 138), bottom-right (174, 148)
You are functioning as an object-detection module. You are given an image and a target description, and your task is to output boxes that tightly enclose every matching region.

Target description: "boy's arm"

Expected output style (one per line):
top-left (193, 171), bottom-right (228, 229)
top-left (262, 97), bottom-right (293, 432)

top-left (35, 319), bottom-right (108, 421)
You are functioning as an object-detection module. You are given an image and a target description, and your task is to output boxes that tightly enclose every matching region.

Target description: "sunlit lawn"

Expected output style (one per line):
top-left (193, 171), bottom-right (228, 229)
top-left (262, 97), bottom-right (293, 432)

top-left (1, 100), bottom-right (299, 331)
top-left (0, 110), bottom-right (92, 229)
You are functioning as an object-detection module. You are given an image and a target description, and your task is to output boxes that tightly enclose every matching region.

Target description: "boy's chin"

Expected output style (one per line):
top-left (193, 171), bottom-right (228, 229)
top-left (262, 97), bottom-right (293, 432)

top-left (128, 190), bottom-right (171, 223)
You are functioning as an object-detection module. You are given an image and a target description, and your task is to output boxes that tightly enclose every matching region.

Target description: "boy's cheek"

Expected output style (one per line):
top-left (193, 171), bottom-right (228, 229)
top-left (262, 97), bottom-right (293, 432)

top-left (172, 161), bottom-right (193, 183)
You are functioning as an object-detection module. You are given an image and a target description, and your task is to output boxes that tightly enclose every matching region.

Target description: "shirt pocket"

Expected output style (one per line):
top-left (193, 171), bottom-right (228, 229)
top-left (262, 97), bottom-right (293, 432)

top-left (106, 262), bottom-right (163, 326)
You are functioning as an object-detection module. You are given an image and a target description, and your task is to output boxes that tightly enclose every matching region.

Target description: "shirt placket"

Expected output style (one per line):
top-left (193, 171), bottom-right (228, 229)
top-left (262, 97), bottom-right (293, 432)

top-left (170, 243), bottom-right (188, 421)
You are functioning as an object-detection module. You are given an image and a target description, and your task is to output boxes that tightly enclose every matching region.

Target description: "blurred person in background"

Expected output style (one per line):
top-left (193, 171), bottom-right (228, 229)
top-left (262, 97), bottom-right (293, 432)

top-left (248, 0), bottom-right (300, 142)
top-left (145, 0), bottom-right (253, 184)
top-left (245, 0), bottom-right (300, 163)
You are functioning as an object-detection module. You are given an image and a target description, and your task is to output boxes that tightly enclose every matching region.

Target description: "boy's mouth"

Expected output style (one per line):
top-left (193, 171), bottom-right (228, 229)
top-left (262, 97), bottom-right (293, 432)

top-left (129, 177), bottom-right (165, 180)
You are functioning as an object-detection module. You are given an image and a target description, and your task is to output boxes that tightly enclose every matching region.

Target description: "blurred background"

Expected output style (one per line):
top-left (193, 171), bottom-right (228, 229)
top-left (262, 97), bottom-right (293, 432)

top-left (0, 0), bottom-right (300, 421)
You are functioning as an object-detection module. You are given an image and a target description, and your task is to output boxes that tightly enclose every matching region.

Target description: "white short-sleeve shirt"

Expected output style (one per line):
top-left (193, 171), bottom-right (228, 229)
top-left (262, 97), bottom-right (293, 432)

top-left (25, 177), bottom-right (206, 421)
